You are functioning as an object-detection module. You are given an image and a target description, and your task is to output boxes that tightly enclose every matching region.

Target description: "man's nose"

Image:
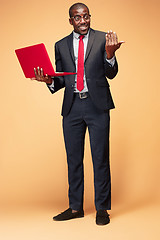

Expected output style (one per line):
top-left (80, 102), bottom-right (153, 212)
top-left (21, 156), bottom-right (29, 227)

top-left (80, 17), bottom-right (85, 23)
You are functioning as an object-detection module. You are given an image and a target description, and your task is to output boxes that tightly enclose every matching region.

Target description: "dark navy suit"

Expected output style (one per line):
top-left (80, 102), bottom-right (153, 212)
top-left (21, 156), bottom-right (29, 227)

top-left (48, 28), bottom-right (118, 210)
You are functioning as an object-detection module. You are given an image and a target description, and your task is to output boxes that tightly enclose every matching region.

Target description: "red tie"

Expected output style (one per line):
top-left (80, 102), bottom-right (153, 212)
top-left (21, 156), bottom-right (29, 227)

top-left (77, 35), bottom-right (84, 91)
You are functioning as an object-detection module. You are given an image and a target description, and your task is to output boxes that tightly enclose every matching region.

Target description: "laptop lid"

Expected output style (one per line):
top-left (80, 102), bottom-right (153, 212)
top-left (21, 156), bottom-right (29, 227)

top-left (15, 43), bottom-right (76, 78)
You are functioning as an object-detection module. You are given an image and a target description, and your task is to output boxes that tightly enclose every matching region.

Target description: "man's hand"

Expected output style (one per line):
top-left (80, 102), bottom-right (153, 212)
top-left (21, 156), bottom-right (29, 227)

top-left (30, 67), bottom-right (52, 84)
top-left (105, 30), bottom-right (124, 59)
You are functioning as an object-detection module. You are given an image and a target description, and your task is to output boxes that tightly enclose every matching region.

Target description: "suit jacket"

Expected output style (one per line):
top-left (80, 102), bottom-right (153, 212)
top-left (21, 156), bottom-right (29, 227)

top-left (48, 28), bottom-right (118, 117)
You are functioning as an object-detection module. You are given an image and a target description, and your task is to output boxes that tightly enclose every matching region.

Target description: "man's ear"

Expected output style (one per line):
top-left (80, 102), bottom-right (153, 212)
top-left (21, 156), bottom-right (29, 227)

top-left (69, 18), bottom-right (73, 25)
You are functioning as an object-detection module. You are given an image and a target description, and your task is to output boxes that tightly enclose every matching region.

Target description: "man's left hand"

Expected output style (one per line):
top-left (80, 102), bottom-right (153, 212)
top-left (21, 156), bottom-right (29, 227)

top-left (105, 30), bottom-right (124, 59)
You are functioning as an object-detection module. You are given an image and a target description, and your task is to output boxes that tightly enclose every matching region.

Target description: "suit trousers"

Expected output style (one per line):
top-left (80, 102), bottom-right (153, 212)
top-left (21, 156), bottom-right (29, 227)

top-left (63, 93), bottom-right (111, 211)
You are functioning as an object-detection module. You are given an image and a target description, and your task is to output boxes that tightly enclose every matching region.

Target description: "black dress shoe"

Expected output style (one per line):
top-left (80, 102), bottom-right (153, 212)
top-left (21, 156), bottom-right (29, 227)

top-left (53, 208), bottom-right (84, 221)
top-left (96, 210), bottom-right (110, 225)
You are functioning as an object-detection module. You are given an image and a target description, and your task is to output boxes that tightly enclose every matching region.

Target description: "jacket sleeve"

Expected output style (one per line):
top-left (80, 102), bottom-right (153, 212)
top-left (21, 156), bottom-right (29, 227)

top-left (47, 43), bottom-right (65, 94)
top-left (104, 51), bottom-right (118, 80)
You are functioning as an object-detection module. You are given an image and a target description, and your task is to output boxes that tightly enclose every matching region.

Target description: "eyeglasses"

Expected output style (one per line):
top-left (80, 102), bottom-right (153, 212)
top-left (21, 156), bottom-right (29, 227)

top-left (71, 14), bottom-right (91, 22)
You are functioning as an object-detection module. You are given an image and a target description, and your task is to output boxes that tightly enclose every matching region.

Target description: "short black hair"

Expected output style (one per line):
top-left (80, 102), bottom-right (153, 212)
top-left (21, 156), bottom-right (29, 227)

top-left (69, 3), bottom-right (90, 18)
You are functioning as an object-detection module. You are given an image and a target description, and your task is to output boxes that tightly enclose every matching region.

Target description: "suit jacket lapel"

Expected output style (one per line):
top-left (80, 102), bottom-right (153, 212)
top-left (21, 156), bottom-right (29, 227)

top-left (67, 32), bottom-right (75, 64)
top-left (85, 28), bottom-right (95, 62)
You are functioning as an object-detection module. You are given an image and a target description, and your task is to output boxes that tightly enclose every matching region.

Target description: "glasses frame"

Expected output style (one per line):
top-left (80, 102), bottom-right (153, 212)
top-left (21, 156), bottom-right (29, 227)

top-left (70, 14), bottom-right (91, 22)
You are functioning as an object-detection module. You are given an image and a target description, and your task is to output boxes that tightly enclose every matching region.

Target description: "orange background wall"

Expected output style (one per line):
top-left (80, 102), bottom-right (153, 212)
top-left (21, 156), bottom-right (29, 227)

top-left (0, 0), bottom-right (160, 211)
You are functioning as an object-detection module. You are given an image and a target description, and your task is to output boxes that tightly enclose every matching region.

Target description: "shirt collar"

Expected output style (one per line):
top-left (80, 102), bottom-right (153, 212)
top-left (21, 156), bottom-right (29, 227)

top-left (73, 29), bottom-right (90, 39)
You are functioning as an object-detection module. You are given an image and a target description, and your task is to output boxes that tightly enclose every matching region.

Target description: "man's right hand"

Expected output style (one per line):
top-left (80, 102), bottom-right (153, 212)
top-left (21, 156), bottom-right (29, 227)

top-left (30, 67), bottom-right (53, 85)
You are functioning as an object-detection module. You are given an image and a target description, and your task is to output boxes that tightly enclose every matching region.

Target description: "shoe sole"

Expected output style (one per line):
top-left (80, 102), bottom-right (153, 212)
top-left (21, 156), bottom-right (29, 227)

top-left (53, 215), bottom-right (84, 221)
top-left (96, 219), bottom-right (110, 225)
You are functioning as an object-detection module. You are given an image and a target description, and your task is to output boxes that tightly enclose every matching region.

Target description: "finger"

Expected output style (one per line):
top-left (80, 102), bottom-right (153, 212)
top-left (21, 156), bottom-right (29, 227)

top-left (37, 66), bottom-right (40, 76)
top-left (30, 77), bottom-right (36, 80)
top-left (110, 32), bottom-right (115, 45)
top-left (34, 68), bottom-right (37, 77)
top-left (105, 34), bottom-right (109, 45)
top-left (106, 30), bottom-right (111, 38)
top-left (40, 68), bottom-right (44, 77)
top-left (106, 30), bottom-right (115, 45)
top-left (108, 34), bottom-right (112, 45)
top-left (109, 30), bottom-right (114, 45)
top-left (118, 41), bottom-right (125, 46)
top-left (109, 30), bottom-right (113, 39)
top-left (44, 74), bottom-right (49, 82)
top-left (113, 32), bottom-right (118, 45)
top-left (117, 41), bottom-right (125, 48)
top-left (106, 32), bottom-right (111, 45)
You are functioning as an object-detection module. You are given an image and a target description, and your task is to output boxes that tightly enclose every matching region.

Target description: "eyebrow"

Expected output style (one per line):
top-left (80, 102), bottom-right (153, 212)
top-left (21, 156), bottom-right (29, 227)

top-left (73, 13), bottom-right (89, 17)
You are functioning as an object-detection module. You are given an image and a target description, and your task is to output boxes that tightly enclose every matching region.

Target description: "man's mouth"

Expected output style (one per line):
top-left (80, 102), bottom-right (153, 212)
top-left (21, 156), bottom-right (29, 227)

top-left (79, 25), bottom-right (88, 31)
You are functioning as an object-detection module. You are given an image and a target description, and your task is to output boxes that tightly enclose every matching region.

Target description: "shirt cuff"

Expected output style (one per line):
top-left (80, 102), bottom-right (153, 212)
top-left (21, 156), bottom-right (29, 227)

top-left (47, 78), bottom-right (54, 91)
top-left (106, 56), bottom-right (115, 67)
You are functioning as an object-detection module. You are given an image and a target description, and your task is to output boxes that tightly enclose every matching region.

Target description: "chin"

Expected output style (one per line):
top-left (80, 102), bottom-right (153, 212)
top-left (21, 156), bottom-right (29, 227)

top-left (83, 31), bottom-right (88, 35)
top-left (80, 29), bottom-right (89, 35)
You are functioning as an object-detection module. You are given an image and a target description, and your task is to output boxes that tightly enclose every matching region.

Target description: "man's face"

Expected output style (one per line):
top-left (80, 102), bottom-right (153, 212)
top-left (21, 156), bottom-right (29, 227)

top-left (69, 7), bottom-right (91, 35)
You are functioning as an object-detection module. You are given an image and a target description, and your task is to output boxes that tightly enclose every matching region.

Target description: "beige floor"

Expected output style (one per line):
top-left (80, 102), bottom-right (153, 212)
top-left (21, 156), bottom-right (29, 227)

top-left (0, 201), bottom-right (159, 240)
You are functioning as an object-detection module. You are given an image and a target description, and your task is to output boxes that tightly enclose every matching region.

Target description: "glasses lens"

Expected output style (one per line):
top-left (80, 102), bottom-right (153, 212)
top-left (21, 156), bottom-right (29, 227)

top-left (74, 15), bottom-right (81, 21)
top-left (73, 14), bottom-right (90, 22)
top-left (84, 15), bottom-right (89, 20)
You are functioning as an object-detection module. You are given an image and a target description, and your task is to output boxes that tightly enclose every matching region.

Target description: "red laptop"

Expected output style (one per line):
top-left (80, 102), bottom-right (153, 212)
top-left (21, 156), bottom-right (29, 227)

top-left (15, 43), bottom-right (76, 78)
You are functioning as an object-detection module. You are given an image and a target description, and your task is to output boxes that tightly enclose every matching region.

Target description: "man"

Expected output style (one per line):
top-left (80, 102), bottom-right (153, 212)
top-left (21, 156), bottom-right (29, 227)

top-left (32, 3), bottom-right (124, 225)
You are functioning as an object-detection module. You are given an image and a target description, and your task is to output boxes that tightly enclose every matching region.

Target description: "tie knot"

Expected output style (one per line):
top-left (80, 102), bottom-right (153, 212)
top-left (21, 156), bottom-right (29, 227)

top-left (79, 35), bottom-right (84, 40)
